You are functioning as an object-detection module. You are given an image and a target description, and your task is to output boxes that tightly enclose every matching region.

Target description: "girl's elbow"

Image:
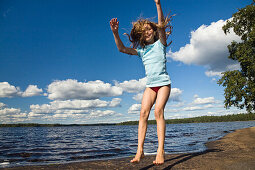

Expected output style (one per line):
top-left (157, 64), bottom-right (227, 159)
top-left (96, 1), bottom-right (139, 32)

top-left (118, 47), bottom-right (125, 53)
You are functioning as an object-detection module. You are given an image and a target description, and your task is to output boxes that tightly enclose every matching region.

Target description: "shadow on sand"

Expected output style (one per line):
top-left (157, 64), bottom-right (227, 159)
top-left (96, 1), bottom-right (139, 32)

top-left (139, 149), bottom-right (222, 170)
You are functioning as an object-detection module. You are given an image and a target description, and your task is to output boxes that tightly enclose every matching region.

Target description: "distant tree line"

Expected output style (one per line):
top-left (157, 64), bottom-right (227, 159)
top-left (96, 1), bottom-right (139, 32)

top-left (117, 113), bottom-right (255, 125)
top-left (0, 123), bottom-right (116, 128)
top-left (1, 113), bottom-right (254, 127)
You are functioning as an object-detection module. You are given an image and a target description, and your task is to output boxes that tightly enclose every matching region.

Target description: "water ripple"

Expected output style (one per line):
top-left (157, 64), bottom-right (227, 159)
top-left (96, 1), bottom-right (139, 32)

top-left (0, 121), bottom-right (255, 168)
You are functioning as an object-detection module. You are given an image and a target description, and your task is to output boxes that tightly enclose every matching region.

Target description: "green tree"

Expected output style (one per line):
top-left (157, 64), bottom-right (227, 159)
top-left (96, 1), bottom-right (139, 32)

top-left (218, 0), bottom-right (255, 113)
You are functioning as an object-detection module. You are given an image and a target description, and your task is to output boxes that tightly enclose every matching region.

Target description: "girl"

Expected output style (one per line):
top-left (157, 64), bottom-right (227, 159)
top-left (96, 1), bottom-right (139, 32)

top-left (110, 0), bottom-right (172, 165)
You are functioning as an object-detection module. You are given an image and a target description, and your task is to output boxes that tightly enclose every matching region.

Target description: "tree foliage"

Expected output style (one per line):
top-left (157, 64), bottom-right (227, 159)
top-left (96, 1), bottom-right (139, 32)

top-left (218, 0), bottom-right (255, 113)
top-left (117, 113), bottom-right (255, 125)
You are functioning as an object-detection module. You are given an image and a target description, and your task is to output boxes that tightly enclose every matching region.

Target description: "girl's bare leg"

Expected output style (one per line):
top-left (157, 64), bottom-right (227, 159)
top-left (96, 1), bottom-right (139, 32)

top-left (153, 85), bottom-right (171, 165)
top-left (131, 87), bottom-right (157, 163)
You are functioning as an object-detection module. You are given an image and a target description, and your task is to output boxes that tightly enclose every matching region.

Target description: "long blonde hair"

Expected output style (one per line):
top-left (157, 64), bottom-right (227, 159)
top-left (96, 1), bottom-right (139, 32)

top-left (125, 15), bottom-right (173, 49)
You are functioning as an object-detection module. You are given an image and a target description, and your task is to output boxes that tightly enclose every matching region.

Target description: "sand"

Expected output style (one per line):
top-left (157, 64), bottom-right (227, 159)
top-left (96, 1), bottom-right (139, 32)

top-left (2, 126), bottom-right (255, 170)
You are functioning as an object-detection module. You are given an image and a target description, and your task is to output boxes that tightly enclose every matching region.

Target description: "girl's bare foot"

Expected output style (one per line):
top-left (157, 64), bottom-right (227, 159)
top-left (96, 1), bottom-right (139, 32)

top-left (130, 150), bottom-right (145, 163)
top-left (153, 150), bottom-right (164, 165)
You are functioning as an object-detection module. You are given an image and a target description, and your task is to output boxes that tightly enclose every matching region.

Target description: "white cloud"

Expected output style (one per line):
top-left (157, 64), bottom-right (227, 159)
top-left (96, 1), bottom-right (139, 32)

top-left (27, 98), bottom-right (122, 121)
top-left (182, 104), bottom-right (214, 111)
top-left (29, 98), bottom-right (121, 115)
top-left (54, 109), bottom-right (89, 114)
top-left (128, 104), bottom-right (141, 114)
top-left (0, 82), bottom-right (22, 98)
top-left (205, 70), bottom-right (222, 77)
top-left (47, 79), bottom-right (123, 100)
top-left (115, 78), bottom-right (146, 93)
top-left (109, 98), bottom-right (122, 107)
top-left (193, 94), bottom-right (199, 98)
top-left (0, 105), bottom-right (27, 123)
top-left (132, 92), bottom-right (144, 102)
top-left (183, 106), bottom-right (203, 111)
top-left (52, 113), bottom-right (73, 119)
top-left (169, 102), bottom-right (185, 108)
top-left (0, 102), bottom-right (5, 108)
top-left (22, 85), bottom-right (43, 97)
top-left (28, 112), bottom-right (43, 117)
top-left (205, 108), bottom-right (245, 116)
top-left (0, 82), bottom-right (43, 98)
top-left (39, 109), bottom-right (120, 122)
top-left (0, 107), bottom-right (21, 115)
top-left (170, 88), bottom-right (183, 102)
top-left (167, 19), bottom-right (241, 77)
top-left (165, 94), bottom-right (222, 115)
top-left (192, 96), bottom-right (215, 105)
top-left (88, 110), bottom-right (117, 118)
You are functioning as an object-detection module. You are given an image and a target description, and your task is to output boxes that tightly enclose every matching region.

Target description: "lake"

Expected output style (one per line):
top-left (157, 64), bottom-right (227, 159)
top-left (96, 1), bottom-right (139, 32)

top-left (0, 121), bottom-right (255, 168)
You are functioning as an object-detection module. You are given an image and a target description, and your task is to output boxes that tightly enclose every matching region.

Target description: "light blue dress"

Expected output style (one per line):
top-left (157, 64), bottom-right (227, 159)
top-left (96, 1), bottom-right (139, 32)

top-left (137, 40), bottom-right (171, 87)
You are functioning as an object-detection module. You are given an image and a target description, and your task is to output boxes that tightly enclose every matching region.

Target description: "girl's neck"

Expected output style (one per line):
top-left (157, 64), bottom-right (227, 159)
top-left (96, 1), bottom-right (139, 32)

top-left (145, 40), bottom-right (155, 46)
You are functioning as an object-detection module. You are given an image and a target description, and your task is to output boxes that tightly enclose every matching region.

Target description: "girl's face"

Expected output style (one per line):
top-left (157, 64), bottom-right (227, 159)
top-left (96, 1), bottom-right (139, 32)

top-left (143, 24), bottom-right (155, 44)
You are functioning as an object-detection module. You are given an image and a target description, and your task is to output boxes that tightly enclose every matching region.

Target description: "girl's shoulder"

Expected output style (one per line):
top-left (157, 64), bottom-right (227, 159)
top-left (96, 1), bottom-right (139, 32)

top-left (156, 39), bottom-right (167, 48)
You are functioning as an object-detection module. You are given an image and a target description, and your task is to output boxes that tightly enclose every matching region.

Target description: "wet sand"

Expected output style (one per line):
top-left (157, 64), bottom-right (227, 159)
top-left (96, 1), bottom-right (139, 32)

top-left (2, 126), bottom-right (255, 170)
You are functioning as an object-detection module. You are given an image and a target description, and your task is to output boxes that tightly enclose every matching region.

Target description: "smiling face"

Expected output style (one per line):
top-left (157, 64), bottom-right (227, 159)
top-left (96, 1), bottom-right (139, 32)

top-left (129, 19), bottom-right (159, 48)
top-left (143, 24), bottom-right (155, 44)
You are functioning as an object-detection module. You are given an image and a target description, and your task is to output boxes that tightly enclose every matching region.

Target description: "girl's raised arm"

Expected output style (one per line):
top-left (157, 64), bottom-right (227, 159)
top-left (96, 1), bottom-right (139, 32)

top-left (110, 18), bottom-right (138, 55)
top-left (155, 0), bottom-right (167, 46)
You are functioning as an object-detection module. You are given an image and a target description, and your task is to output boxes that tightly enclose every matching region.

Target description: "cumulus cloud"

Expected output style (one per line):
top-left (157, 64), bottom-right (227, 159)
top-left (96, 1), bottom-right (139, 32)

top-left (115, 78), bottom-right (147, 93)
top-left (183, 104), bottom-right (214, 111)
top-left (0, 82), bottom-right (22, 98)
top-left (205, 70), bottom-right (222, 77)
top-left (0, 107), bottom-right (21, 115)
top-left (36, 112), bottom-right (85, 120)
top-left (132, 92), bottom-right (144, 102)
top-left (170, 88), bottom-right (183, 102)
top-left (0, 104), bottom-right (27, 123)
top-left (128, 104), bottom-right (141, 114)
top-left (166, 94), bottom-right (222, 114)
top-left (31, 109), bottom-right (119, 121)
top-left (0, 82), bottom-right (43, 98)
top-left (109, 98), bottom-right (122, 107)
top-left (192, 96), bottom-right (215, 105)
top-left (29, 98), bottom-right (121, 115)
top-left (0, 102), bottom-right (5, 108)
top-left (182, 106), bottom-right (203, 111)
top-left (52, 113), bottom-right (72, 119)
top-left (22, 85), bottom-right (43, 97)
top-left (167, 19), bottom-right (241, 77)
top-left (88, 110), bottom-right (116, 118)
top-left (27, 97), bottom-right (122, 121)
top-left (47, 79), bottom-right (123, 100)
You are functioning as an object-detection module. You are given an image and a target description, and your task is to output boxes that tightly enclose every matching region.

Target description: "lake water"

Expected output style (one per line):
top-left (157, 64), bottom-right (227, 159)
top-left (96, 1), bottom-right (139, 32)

top-left (0, 121), bottom-right (255, 168)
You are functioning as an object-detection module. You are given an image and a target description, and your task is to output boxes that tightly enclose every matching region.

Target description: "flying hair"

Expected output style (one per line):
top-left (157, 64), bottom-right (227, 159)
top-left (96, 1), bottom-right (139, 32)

top-left (124, 14), bottom-right (174, 49)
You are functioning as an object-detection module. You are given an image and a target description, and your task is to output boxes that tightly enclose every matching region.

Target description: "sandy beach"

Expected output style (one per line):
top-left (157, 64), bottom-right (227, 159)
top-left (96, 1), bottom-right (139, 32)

top-left (2, 126), bottom-right (255, 170)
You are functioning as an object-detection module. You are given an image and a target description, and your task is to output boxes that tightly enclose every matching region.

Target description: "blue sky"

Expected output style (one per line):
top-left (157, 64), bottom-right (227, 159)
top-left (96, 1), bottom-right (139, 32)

top-left (0, 0), bottom-right (251, 124)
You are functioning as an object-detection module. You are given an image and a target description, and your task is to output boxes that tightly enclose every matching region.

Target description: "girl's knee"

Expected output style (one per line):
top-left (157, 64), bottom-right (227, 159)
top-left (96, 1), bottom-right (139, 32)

top-left (154, 108), bottom-right (164, 120)
top-left (140, 109), bottom-right (150, 120)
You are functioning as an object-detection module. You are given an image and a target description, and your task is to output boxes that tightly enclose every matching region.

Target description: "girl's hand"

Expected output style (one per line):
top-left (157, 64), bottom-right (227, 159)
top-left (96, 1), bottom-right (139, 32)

top-left (154, 0), bottom-right (160, 5)
top-left (110, 18), bottom-right (119, 33)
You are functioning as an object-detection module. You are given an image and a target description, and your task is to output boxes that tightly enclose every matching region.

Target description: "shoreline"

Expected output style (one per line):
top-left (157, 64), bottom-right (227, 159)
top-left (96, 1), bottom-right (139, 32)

top-left (1, 113), bottom-right (255, 127)
top-left (1, 126), bottom-right (255, 170)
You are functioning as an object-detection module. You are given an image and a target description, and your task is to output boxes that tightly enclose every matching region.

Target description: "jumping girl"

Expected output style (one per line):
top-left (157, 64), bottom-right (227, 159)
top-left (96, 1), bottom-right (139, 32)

top-left (110, 0), bottom-right (172, 165)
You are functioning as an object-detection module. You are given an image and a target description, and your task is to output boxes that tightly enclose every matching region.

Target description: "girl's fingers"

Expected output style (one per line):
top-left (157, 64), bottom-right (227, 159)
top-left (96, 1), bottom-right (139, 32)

top-left (110, 18), bottom-right (119, 30)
